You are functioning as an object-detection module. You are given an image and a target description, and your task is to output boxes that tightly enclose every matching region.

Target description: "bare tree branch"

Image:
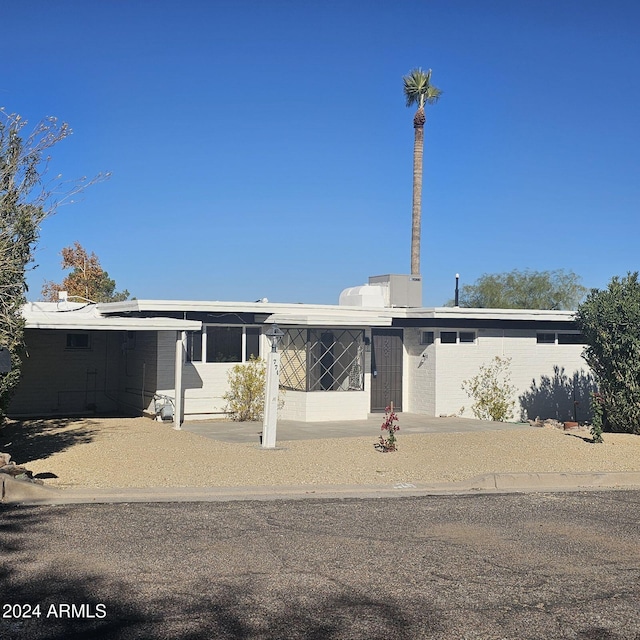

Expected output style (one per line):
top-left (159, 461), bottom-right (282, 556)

top-left (0, 108), bottom-right (110, 420)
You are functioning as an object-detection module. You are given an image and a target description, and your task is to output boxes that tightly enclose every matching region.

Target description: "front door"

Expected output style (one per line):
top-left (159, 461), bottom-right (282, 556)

top-left (370, 329), bottom-right (403, 412)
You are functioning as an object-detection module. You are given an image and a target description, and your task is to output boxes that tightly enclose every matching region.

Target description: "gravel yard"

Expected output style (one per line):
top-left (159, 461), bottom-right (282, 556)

top-left (2, 416), bottom-right (640, 490)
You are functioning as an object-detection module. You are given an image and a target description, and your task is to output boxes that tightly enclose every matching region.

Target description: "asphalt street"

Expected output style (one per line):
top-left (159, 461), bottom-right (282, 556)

top-left (1, 491), bottom-right (639, 639)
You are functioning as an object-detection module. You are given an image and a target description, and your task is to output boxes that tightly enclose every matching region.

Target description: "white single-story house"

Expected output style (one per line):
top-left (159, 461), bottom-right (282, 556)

top-left (9, 275), bottom-right (594, 426)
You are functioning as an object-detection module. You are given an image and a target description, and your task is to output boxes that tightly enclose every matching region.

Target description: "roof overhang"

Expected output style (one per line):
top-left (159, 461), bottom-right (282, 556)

top-left (22, 303), bottom-right (201, 332)
top-left (31, 300), bottom-right (577, 330)
top-left (264, 312), bottom-right (394, 327)
top-left (400, 307), bottom-right (576, 321)
top-left (393, 306), bottom-right (577, 329)
top-left (97, 299), bottom-right (396, 327)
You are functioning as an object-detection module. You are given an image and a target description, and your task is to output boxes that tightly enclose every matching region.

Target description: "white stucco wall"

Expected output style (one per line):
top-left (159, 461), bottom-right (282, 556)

top-left (156, 331), bottom-right (247, 419)
top-left (278, 389), bottom-right (369, 421)
top-left (155, 325), bottom-right (591, 424)
top-left (154, 329), bottom-right (374, 422)
top-left (404, 328), bottom-right (436, 416)
top-left (406, 327), bottom-right (592, 421)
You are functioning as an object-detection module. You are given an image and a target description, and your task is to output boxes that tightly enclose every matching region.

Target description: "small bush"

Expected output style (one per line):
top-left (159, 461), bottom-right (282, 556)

top-left (375, 406), bottom-right (400, 452)
top-left (462, 356), bottom-right (516, 422)
top-left (223, 357), bottom-right (266, 422)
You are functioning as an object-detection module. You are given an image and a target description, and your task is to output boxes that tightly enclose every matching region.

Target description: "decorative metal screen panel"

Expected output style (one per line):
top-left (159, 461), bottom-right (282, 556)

top-left (280, 329), bottom-right (364, 392)
top-left (280, 329), bottom-right (308, 391)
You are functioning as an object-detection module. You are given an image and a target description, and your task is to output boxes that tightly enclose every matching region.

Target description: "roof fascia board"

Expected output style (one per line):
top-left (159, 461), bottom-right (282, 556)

top-left (97, 299), bottom-right (399, 317)
top-left (25, 319), bottom-right (202, 331)
top-left (394, 318), bottom-right (577, 330)
top-left (402, 307), bottom-right (575, 322)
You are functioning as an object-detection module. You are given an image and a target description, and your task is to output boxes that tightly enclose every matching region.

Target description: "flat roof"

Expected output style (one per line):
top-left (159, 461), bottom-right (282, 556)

top-left (23, 300), bottom-right (577, 331)
top-left (403, 306), bottom-right (575, 322)
top-left (22, 302), bottom-right (201, 332)
top-left (97, 299), bottom-right (396, 327)
top-left (97, 299), bottom-right (575, 323)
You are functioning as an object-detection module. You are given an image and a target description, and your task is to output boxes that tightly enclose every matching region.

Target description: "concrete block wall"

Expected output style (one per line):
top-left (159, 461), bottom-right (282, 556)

top-left (501, 329), bottom-right (593, 422)
top-left (278, 389), bottom-right (307, 421)
top-left (279, 389), bottom-right (369, 421)
top-left (182, 362), bottom-right (237, 418)
top-left (431, 328), bottom-right (591, 421)
top-left (156, 331), bottom-right (236, 419)
top-left (10, 329), bottom-right (121, 416)
top-left (404, 328), bottom-right (436, 415)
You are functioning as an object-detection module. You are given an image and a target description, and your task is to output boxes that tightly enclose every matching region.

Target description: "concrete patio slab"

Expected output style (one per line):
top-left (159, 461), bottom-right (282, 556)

top-left (180, 414), bottom-right (532, 443)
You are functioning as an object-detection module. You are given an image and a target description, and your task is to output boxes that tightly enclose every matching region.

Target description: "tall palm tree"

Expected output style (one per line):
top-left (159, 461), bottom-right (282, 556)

top-left (403, 68), bottom-right (442, 276)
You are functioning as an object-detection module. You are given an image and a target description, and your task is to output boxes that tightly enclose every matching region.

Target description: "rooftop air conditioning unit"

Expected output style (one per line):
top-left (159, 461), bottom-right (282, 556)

top-left (368, 274), bottom-right (423, 308)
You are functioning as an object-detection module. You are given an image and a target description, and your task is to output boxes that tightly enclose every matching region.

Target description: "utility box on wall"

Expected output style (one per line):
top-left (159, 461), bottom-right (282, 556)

top-left (368, 274), bottom-right (422, 308)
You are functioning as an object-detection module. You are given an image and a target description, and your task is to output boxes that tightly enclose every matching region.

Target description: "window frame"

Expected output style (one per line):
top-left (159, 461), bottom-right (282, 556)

top-left (66, 333), bottom-right (91, 350)
top-left (186, 325), bottom-right (262, 364)
top-left (420, 331), bottom-right (435, 345)
top-left (557, 333), bottom-right (585, 345)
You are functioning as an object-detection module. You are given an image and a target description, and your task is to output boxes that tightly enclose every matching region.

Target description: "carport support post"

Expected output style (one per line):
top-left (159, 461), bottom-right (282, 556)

top-left (173, 331), bottom-right (185, 430)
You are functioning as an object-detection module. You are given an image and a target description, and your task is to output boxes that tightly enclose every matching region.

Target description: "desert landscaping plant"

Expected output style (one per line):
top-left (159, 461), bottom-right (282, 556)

top-left (575, 273), bottom-right (640, 435)
top-left (376, 405), bottom-right (400, 452)
top-left (223, 357), bottom-right (267, 422)
top-left (462, 356), bottom-right (516, 422)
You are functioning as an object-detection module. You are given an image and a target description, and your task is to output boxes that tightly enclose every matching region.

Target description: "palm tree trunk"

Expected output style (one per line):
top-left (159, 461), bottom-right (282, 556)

top-left (411, 111), bottom-right (425, 275)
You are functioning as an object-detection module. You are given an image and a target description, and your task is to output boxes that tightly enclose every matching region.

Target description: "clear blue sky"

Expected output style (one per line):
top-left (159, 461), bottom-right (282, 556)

top-left (5, 0), bottom-right (639, 306)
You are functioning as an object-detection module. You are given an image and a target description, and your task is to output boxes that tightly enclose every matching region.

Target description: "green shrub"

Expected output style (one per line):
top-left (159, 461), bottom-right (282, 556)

top-left (462, 356), bottom-right (516, 422)
top-left (590, 392), bottom-right (604, 443)
top-left (575, 273), bottom-right (640, 435)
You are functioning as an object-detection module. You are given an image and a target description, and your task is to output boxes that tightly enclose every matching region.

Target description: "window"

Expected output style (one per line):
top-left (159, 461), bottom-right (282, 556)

top-left (207, 326), bottom-right (242, 362)
top-left (437, 331), bottom-right (475, 344)
top-left (420, 331), bottom-right (434, 345)
top-left (186, 331), bottom-right (203, 362)
top-left (186, 326), bottom-right (261, 363)
top-left (280, 328), bottom-right (364, 392)
top-left (536, 333), bottom-right (556, 344)
top-left (66, 333), bottom-right (90, 349)
top-left (246, 327), bottom-right (261, 360)
top-left (557, 333), bottom-right (585, 345)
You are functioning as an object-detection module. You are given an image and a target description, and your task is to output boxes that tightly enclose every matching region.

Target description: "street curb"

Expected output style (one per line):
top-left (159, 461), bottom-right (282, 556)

top-left (443, 471), bottom-right (640, 492)
top-left (1, 475), bottom-right (62, 504)
top-left (3, 471), bottom-right (640, 505)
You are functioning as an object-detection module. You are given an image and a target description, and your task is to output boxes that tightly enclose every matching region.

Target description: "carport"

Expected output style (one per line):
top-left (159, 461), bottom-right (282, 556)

top-left (13, 302), bottom-right (201, 429)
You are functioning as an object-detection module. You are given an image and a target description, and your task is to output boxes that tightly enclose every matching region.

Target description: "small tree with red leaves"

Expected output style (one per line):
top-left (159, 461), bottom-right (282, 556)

top-left (376, 405), bottom-right (400, 452)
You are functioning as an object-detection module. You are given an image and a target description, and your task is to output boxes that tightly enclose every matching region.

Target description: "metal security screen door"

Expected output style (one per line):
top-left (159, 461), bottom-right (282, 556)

top-left (370, 329), bottom-right (403, 412)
